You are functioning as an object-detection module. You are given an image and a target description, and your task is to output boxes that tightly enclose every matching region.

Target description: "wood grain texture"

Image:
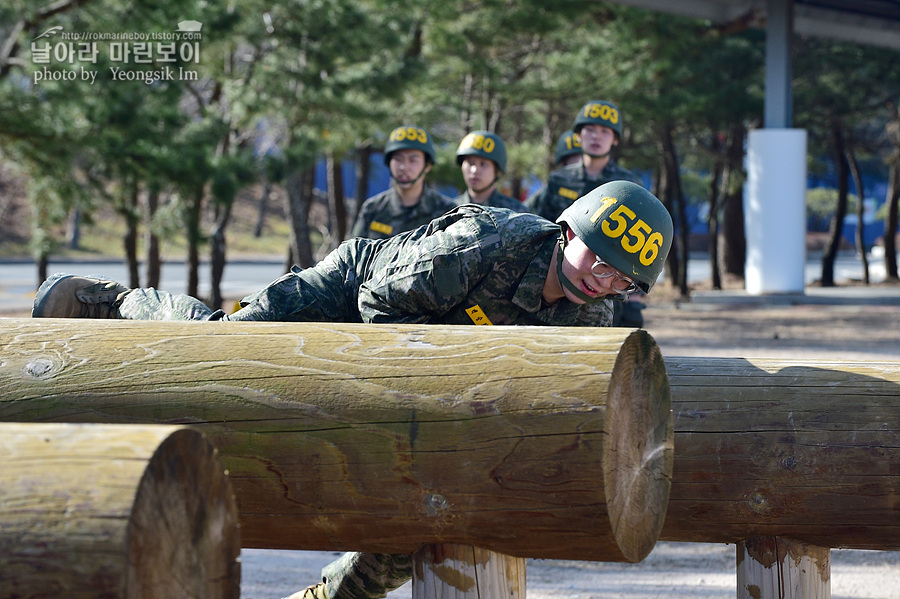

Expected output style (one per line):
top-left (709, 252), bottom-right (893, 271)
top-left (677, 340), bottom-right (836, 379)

top-left (412, 544), bottom-right (526, 599)
top-left (737, 537), bottom-right (830, 599)
top-left (663, 356), bottom-right (900, 550)
top-left (0, 318), bottom-right (672, 563)
top-left (0, 422), bottom-right (240, 599)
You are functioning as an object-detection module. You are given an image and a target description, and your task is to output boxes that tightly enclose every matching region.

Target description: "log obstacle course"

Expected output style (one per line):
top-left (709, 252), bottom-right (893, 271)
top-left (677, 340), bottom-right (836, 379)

top-left (0, 422), bottom-right (240, 599)
top-left (1, 317), bottom-right (898, 598)
top-left (0, 319), bottom-right (672, 562)
top-left (0, 318), bottom-right (673, 593)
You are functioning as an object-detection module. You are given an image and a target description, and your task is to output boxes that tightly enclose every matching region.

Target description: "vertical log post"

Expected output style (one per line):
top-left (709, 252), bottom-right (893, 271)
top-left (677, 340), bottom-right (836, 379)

top-left (412, 545), bottom-right (525, 599)
top-left (737, 537), bottom-right (830, 599)
top-left (0, 422), bottom-right (241, 599)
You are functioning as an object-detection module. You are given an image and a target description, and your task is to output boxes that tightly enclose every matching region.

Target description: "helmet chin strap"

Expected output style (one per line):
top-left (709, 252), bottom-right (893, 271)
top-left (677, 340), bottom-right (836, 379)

top-left (555, 235), bottom-right (616, 304)
top-left (391, 163), bottom-right (429, 188)
top-left (468, 176), bottom-right (498, 196)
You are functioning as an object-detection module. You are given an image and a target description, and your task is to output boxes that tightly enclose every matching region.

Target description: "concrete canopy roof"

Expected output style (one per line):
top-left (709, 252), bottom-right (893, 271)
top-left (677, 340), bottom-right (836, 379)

top-left (606, 0), bottom-right (900, 51)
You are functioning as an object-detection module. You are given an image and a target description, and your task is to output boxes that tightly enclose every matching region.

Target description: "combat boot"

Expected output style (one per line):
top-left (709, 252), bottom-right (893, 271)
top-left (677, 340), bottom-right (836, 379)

top-left (32, 273), bottom-right (130, 318)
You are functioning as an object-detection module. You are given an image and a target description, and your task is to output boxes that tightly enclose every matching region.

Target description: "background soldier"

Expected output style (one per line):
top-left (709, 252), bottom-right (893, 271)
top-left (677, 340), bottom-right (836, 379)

top-left (526, 100), bottom-right (642, 222)
top-left (454, 130), bottom-right (528, 213)
top-left (554, 129), bottom-right (583, 167)
top-left (350, 125), bottom-right (456, 239)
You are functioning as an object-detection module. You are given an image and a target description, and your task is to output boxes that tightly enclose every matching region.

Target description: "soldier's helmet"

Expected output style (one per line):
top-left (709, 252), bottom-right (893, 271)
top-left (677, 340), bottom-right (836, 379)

top-left (557, 180), bottom-right (672, 293)
top-left (554, 130), bottom-right (582, 165)
top-left (572, 100), bottom-right (623, 139)
top-left (456, 130), bottom-right (507, 173)
top-left (384, 126), bottom-right (436, 166)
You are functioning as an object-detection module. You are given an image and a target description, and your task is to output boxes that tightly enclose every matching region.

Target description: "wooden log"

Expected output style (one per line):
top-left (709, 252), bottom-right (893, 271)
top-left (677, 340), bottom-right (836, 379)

top-left (0, 318), bottom-right (673, 563)
top-left (663, 356), bottom-right (900, 550)
top-left (0, 422), bottom-right (240, 599)
top-left (737, 537), bottom-right (830, 599)
top-left (412, 545), bottom-right (525, 599)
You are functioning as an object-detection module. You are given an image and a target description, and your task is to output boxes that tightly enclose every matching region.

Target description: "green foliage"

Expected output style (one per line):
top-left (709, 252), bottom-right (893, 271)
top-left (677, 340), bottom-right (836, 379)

top-left (1, 0), bottom-right (898, 265)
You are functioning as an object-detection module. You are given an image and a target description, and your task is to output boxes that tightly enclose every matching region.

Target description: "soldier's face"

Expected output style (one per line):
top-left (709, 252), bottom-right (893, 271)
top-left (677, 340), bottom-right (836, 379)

top-left (460, 157), bottom-right (497, 190)
top-left (578, 124), bottom-right (617, 157)
top-left (560, 230), bottom-right (625, 302)
top-left (390, 150), bottom-right (430, 186)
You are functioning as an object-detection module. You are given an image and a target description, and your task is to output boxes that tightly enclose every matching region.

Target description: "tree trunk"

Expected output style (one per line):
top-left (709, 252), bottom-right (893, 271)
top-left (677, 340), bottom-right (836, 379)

top-left (66, 206), bottom-right (81, 249)
top-left (719, 124), bottom-right (746, 280)
top-left (210, 197), bottom-right (234, 311)
top-left (885, 160), bottom-right (899, 280)
top-left (145, 187), bottom-right (161, 289)
top-left (822, 118), bottom-right (850, 287)
top-left (254, 181), bottom-right (271, 238)
top-left (353, 142), bottom-right (373, 230)
top-left (0, 321), bottom-right (672, 563)
top-left (660, 124), bottom-right (688, 296)
top-left (36, 253), bottom-right (48, 288)
top-left (0, 422), bottom-right (240, 599)
top-left (285, 166), bottom-right (315, 268)
top-left (123, 181), bottom-right (141, 289)
top-left (186, 185), bottom-right (204, 298)
top-left (708, 133), bottom-right (724, 290)
top-left (846, 143), bottom-right (870, 284)
top-left (328, 149), bottom-right (348, 246)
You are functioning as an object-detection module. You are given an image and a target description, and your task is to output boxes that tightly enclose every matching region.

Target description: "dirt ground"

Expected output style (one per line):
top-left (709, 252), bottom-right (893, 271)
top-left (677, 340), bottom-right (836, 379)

top-left (240, 543), bottom-right (899, 599)
top-left (641, 291), bottom-right (900, 361)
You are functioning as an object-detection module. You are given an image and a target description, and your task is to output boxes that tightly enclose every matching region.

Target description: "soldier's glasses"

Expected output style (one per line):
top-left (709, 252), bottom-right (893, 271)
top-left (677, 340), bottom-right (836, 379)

top-left (591, 258), bottom-right (638, 294)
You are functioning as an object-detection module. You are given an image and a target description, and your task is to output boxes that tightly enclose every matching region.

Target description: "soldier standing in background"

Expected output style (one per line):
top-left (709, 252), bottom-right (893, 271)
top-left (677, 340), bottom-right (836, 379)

top-left (351, 125), bottom-right (456, 239)
top-left (526, 100), bottom-right (642, 222)
top-left (454, 130), bottom-right (528, 213)
top-left (554, 129), bottom-right (583, 167)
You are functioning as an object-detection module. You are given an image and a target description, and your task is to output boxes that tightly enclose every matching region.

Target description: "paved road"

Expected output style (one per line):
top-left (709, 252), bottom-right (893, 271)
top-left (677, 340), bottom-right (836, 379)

top-left (0, 250), bottom-right (891, 314)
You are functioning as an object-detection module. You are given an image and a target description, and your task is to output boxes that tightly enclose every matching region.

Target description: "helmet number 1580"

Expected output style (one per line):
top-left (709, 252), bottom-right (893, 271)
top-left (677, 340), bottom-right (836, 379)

top-left (599, 205), bottom-right (664, 266)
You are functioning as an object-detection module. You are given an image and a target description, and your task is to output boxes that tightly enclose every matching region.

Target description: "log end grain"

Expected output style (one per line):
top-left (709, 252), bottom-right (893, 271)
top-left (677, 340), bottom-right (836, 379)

top-left (127, 427), bottom-right (242, 599)
top-left (0, 423), bottom-right (241, 599)
top-left (604, 329), bottom-right (674, 562)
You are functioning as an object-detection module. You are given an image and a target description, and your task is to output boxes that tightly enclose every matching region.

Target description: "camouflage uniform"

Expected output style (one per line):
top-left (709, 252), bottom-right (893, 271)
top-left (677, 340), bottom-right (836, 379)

top-left (454, 189), bottom-right (530, 213)
top-left (350, 186), bottom-right (456, 240)
top-left (115, 204), bottom-right (615, 599)
top-left (525, 160), bottom-right (642, 222)
top-left (119, 205), bottom-right (614, 327)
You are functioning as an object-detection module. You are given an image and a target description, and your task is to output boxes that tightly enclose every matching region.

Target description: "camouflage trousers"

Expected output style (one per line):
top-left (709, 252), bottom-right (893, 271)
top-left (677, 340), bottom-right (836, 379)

top-left (116, 248), bottom-right (366, 322)
top-left (321, 552), bottom-right (412, 599)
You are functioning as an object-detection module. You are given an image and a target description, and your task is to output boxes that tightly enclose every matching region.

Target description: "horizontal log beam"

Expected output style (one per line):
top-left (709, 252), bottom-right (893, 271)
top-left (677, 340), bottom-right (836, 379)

top-left (662, 356), bottom-right (900, 550)
top-left (0, 318), bottom-right (672, 563)
top-left (0, 422), bottom-right (240, 599)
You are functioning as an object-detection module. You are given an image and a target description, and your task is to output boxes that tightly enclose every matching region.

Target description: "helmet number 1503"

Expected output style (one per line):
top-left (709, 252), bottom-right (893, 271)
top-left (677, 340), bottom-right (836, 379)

top-left (596, 204), bottom-right (664, 266)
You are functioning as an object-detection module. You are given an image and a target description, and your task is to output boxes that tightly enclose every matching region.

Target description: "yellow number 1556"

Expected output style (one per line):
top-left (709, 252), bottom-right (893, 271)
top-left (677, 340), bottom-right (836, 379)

top-left (598, 204), bottom-right (664, 266)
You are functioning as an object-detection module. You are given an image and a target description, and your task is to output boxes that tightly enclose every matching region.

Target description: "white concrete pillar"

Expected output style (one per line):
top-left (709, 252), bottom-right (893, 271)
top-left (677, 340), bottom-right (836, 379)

top-left (744, 128), bottom-right (808, 295)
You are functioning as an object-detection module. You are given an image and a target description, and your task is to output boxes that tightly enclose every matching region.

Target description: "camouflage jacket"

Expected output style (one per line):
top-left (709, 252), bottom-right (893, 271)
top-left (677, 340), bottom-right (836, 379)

top-left (350, 186), bottom-right (456, 240)
top-left (454, 189), bottom-right (530, 213)
top-left (234, 205), bottom-right (614, 327)
top-left (525, 159), bottom-right (642, 222)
